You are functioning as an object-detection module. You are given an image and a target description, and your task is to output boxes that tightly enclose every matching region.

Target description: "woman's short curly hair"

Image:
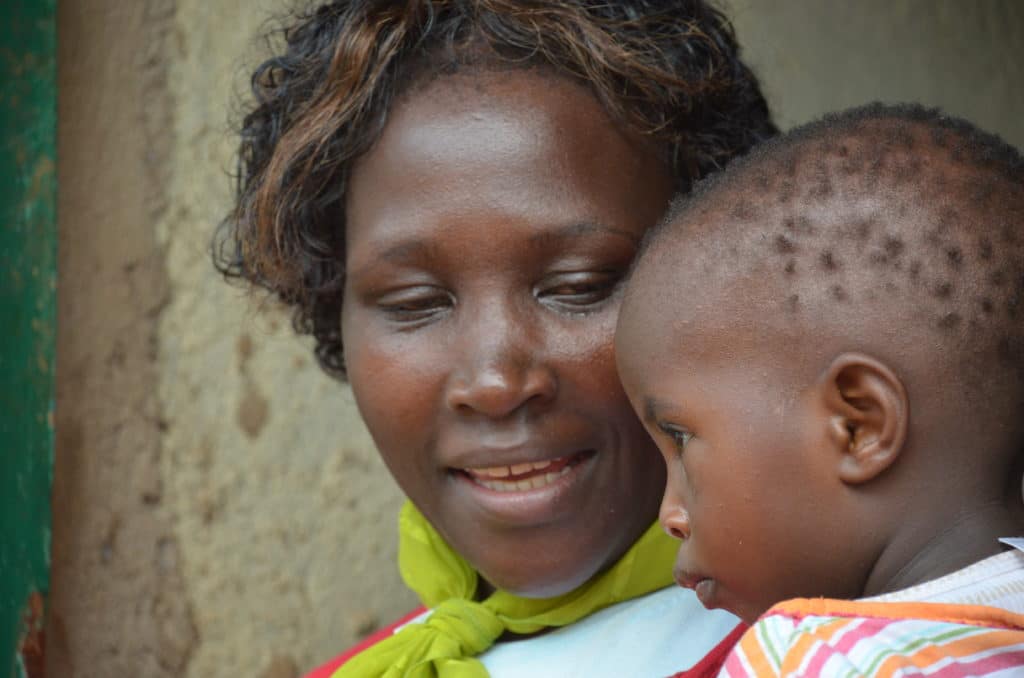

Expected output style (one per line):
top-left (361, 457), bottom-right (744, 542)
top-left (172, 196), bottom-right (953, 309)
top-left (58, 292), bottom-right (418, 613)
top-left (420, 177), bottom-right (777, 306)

top-left (215, 0), bottom-right (777, 378)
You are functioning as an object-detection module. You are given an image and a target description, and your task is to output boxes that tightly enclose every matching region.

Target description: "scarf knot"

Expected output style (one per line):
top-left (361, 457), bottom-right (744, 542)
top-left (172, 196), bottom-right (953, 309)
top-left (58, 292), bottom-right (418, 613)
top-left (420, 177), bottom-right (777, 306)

top-left (423, 598), bottom-right (505, 657)
top-left (332, 501), bottom-right (678, 677)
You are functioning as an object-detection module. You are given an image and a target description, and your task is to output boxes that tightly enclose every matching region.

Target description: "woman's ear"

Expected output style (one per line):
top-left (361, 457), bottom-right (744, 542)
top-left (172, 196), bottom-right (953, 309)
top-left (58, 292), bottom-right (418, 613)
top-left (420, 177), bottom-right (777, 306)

top-left (819, 353), bottom-right (909, 485)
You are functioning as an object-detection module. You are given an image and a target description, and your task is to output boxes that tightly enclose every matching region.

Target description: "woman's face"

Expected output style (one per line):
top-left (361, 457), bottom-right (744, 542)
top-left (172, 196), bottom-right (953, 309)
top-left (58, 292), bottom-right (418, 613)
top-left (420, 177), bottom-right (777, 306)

top-left (342, 70), bottom-right (674, 598)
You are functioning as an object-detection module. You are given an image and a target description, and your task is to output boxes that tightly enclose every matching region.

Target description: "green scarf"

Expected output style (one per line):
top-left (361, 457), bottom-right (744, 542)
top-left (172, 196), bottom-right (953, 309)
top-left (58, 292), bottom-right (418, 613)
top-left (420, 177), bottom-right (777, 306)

top-left (334, 501), bottom-right (678, 678)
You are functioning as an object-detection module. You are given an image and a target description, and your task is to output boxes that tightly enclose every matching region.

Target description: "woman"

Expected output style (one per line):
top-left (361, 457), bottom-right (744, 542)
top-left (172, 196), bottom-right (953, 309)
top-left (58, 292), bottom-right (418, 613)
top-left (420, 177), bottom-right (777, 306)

top-left (217, 1), bottom-right (775, 676)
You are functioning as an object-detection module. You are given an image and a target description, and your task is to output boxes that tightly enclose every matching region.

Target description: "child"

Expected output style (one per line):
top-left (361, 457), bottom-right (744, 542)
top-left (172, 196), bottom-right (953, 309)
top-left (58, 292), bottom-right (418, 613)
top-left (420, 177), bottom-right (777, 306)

top-left (615, 103), bottom-right (1024, 676)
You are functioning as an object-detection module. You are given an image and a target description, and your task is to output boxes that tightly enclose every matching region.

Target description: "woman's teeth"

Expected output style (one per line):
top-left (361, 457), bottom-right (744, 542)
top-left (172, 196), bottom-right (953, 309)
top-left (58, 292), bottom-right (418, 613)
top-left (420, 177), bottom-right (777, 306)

top-left (474, 465), bottom-right (573, 492)
top-left (462, 455), bottom-right (575, 492)
top-left (471, 459), bottom-right (560, 478)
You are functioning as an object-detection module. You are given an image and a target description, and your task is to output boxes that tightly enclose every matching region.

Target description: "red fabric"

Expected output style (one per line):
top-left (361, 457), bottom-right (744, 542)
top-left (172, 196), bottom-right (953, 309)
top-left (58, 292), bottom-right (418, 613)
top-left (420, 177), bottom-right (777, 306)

top-left (304, 607), bottom-right (428, 678)
top-left (667, 622), bottom-right (748, 678)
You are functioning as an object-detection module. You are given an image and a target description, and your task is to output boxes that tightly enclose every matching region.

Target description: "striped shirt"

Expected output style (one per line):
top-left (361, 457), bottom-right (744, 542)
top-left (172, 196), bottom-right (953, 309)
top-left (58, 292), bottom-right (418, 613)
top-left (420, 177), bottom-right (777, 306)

top-left (720, 598), bottom-right (1024, 677)
top-left (721, 546), bottom-right (1024, 677)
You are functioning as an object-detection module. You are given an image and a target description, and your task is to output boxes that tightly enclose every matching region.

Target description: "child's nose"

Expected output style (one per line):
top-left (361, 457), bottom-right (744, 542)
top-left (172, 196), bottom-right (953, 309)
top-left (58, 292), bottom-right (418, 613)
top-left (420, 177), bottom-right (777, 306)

top-left (660, 502), bottom-right (691, 541)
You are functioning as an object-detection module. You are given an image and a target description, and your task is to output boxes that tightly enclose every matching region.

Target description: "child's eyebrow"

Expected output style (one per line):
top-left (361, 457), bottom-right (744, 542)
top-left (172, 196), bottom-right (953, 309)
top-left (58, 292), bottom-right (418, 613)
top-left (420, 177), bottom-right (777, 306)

top-left (643, 396), bottom-right (672, 425)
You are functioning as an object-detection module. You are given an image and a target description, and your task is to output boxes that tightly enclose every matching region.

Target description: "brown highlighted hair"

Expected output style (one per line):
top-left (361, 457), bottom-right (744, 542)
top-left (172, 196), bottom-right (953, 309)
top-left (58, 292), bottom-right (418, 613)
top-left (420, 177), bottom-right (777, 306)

top-left (215, 0), bottom-right (777, 377)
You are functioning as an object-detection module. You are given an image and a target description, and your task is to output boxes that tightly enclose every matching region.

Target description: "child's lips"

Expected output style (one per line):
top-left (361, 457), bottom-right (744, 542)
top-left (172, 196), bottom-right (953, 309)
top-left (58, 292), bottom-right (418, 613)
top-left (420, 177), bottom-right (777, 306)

top-left (675, 571), bottom-right (705, 589)
top-left (676, 569), bottom-right (717, 608)
top-left (693, 578), bottom-right (717, 607)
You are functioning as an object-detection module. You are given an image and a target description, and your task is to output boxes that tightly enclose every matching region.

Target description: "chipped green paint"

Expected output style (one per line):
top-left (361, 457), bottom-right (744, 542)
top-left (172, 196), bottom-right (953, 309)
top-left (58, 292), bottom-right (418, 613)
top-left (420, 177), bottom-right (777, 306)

top-left (0, 1), bottom-right (56, 677)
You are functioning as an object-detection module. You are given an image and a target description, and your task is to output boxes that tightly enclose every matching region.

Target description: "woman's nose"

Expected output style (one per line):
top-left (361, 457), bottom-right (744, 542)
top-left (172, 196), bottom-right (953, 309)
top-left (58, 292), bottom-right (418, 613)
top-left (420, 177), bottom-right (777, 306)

top-left (444, 306), bottom-right (557, 418)
top-left (660, 496), bottom-right (691, 541)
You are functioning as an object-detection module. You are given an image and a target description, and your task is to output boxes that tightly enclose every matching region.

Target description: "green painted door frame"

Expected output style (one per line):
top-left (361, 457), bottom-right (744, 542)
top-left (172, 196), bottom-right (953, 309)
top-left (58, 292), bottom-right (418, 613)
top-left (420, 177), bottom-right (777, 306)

top-left (0, 1), bottom-right (57, 677)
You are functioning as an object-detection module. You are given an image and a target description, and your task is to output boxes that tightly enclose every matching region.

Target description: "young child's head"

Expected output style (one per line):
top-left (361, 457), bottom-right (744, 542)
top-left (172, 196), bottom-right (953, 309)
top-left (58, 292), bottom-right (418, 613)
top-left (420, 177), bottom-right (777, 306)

top-left (615, 103), bottom-right (1024, 623)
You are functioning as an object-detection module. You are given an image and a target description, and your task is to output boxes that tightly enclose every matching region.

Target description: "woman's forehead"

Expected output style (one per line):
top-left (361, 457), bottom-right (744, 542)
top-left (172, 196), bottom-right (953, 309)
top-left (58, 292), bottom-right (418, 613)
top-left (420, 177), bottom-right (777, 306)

top-left (345, 70), bottom-right (672, 257)
top-left (355, 70), bottom-right (641, 179)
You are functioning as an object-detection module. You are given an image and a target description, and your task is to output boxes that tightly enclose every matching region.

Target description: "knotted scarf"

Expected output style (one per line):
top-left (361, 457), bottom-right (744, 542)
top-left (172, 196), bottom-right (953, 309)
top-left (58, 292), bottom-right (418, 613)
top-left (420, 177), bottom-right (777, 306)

top-left (334, 500), bottom-right (678, 677)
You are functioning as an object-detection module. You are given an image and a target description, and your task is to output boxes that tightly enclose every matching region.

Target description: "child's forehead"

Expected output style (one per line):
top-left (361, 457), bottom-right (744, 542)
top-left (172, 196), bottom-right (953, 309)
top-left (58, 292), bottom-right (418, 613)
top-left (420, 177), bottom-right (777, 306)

top-left (621, 238), bottom-right (785, 358)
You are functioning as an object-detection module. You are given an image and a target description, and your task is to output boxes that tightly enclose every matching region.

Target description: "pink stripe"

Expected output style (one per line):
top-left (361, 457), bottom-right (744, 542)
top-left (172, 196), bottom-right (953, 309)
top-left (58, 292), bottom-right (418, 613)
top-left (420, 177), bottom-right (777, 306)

top-left (927, 647), bottom-right (1024, 678)
top-left (799, 640), bottom-right (834, 676)
top-left (831, 617), bottom-right (893, 654)
top-left (799, 618), bottom-right (898, 676)
top-left (720, 645), bottom-right (751, 677)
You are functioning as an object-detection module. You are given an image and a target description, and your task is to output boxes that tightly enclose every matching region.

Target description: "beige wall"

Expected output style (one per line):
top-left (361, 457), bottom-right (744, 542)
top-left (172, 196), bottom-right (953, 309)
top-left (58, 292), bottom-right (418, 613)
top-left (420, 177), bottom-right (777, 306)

top-left (50, 2), bottom-right (1023, 677)
top-left (730, 0), bottom-right (1024, 147)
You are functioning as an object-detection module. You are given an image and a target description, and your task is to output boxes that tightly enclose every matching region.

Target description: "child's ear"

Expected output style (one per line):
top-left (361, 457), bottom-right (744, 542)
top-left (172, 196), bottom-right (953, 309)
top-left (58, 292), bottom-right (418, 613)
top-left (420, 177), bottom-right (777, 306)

top-left (819, 353), bottom-right (909, 485)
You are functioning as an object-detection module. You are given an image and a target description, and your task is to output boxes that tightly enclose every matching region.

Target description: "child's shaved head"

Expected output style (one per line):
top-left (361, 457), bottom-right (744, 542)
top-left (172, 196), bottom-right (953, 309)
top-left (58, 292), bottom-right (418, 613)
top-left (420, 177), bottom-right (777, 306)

top-left (645, 103), bottom-right (1024, 402)
top-left (616, 103), bottom-right (1024, 621)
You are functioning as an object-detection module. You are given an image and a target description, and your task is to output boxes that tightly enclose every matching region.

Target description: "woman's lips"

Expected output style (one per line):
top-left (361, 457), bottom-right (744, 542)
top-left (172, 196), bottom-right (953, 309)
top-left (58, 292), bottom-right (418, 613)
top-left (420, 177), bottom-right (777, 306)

top-left (449, 450), bottom-right (597, 525)
top-left (458, 453), bottom-right (583, 492)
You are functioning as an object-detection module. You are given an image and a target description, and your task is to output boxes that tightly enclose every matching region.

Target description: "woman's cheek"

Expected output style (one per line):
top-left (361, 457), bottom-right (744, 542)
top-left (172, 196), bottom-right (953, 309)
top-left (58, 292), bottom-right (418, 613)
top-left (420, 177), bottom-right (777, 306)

top-left (568, 312), bottom-right (628, 410)
top-left (550, 307), bottom-right (617, 369)
top-left (347, 323), bottom-right (447, 435)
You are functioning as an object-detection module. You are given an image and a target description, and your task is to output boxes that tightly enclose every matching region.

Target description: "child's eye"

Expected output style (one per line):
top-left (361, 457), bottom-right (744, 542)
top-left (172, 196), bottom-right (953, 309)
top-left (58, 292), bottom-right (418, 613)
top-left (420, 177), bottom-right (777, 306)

top-left (659, 423), bottom-right (693, 452)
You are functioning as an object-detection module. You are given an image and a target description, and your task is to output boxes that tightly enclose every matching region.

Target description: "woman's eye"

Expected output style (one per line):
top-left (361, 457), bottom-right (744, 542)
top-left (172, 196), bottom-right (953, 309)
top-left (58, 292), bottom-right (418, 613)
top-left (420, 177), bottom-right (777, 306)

top-left (536, 272), bottom-right (619, 308)
top-left (376, 287), bottom-right (452, 323)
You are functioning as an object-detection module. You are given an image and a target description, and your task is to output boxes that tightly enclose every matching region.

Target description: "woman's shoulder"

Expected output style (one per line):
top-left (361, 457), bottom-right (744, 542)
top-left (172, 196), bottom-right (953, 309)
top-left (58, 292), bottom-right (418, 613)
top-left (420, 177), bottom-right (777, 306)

top-left (303, 587), bottom-right (746, 678)
top-left (303, 606), bottom-right (428, 678)
top-left (480, 586), bottom-right (744, 678)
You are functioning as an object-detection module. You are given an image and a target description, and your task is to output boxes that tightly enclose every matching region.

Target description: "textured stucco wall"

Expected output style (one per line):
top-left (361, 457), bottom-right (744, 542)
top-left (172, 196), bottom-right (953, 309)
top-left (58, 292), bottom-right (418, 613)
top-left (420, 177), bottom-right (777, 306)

top-left (156, 2), bottom-right (417, 676)
top-left (50, 3), bottom-right (197, 677)
top-left (50, 2), bottom-right (1023, 677)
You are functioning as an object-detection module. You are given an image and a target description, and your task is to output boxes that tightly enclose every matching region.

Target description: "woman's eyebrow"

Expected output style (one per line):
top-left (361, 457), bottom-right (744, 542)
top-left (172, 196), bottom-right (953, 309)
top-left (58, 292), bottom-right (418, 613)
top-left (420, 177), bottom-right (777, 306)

top-left (376, 240), bottom-right (438, 264)
top-left (347, 239), bottom-right (441, 278)
top-left (528, 222), bottom-right (640, 249)
top-left (349, 222), bottom-right (639, 278)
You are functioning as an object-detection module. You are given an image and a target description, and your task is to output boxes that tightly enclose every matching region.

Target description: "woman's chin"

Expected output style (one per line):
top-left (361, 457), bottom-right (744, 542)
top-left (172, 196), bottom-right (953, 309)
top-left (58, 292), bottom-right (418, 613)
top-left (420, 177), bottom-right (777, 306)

top-left (475, 557), bottom-right (601, 600)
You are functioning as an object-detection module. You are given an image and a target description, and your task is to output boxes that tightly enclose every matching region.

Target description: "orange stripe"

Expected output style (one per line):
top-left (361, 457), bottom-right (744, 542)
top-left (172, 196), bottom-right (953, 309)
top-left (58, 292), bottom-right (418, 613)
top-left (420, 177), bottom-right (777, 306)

top-left (926, 628), bottom-right (1024, 659)
top-left (770, 598), bottom-right (1024, 631)
top-left (778, 618), bottom-right (851, 674)
top-left (732, 625), bottom-right (776, 676)
top-left (874, 648), bottom-right (937, 678)
top-left (866, 627), bottom-right (1024, 678)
